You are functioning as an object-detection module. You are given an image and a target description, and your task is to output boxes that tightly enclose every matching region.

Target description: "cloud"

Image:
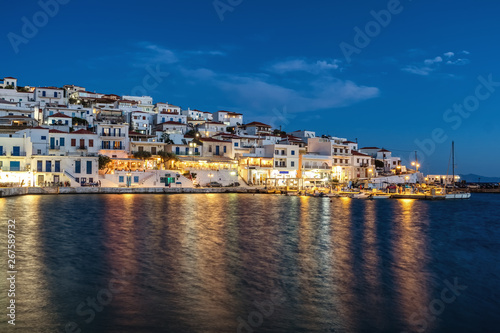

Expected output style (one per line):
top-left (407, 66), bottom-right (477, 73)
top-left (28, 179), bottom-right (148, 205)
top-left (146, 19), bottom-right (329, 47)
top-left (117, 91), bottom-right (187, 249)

top-left (268, 58), bottom-right (342, 74)
top-left (136, 42), bottom-right (178, 64)
top-left (424, 56), bottom-right (443, 65)
top-left (446, 58), bottom-right (470, 66)
top-left (401, 65), bottom-right (435, 76)
top-left (185, 50), bottom-right (227, 56)
top-left (181, 67), bottom-right (378, 113)
top-left (401, 51), bottom-right (470, 76)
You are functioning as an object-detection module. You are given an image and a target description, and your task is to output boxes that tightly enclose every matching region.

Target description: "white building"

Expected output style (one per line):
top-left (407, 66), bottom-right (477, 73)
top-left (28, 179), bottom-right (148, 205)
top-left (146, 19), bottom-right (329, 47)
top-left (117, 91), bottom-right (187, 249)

top-left (155, 103), bottom-right (181, 114)
top-left (34, 87), bottom-right (66, 105)
top-left (130, 111), bottom-right (155, 134)
top-left (95, 123), bottom-right (129, 158)
top-left (1, 77), bottom-right (18, 88)
top-left (213, 110), bottom-right (243, 127)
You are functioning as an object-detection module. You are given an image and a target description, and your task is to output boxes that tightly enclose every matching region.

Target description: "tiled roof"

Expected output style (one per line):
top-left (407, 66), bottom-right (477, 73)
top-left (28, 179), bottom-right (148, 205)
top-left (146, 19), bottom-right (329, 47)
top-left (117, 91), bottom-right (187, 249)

top-left (72, 129), bottom-right (96, 135)
top-left (48, 112), bottom-right (71, 118)
top-left (245, 121), bottom-right (271, 127)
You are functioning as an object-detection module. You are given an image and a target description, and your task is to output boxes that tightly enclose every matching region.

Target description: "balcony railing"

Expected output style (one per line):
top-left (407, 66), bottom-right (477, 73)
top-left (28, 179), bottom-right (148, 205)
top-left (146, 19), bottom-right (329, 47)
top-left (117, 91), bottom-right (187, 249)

top-left (101, 133), bottom-right (126, 137)
top-left (303, 165), bottom-right (331, 170)
top-left (49, 146), bottom-right (61, 150)
top-left (77, 146), bottom-right (87, 150)
top-left (1, 167), bottom-right (28, 172)
top-left (10, 152), bottom-right (27, 156)
top-left (177, 152), bottom-right (201, 156)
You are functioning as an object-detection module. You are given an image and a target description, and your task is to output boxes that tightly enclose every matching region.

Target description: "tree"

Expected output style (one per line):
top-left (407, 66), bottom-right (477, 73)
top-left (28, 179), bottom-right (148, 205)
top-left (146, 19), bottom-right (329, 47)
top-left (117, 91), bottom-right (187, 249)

top-left (16, 86), bottom-right (30, 93)
top-left (160, 133), bottom-right (174, 144)
top-left (72, 117), bottom-right (88, 126)
top-left (375, 160), bottom-right (384, 168)
top-left (133, 151), bottom-right (152, 160)
top-left (99, 155), bottom-right (112, 170)
top-left (5, 85), bottom-right (14, 89)
top-left (157, 151), bottom-right (179, 169)
top-left (185, 129), bottom-right (198, 137)
top-left (273, 129), bottom-right (286, 136)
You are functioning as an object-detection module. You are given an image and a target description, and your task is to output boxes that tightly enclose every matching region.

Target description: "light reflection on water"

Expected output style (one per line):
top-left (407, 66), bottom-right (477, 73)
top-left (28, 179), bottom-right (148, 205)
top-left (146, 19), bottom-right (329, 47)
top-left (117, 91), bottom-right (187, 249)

top-left (0, 193), bottom-right (499, 333)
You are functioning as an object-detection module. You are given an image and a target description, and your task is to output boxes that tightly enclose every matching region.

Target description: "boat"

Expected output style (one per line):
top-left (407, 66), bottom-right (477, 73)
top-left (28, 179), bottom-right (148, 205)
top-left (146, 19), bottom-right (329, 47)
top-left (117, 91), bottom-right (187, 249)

top-left (445, 192), bottom-right (471, 199)
top-left (443, 141), bottom-right (471, 200)
top-left (370, 193), bottom-right (391, 199)
top-left (352, 192), bottom-right (370, 199)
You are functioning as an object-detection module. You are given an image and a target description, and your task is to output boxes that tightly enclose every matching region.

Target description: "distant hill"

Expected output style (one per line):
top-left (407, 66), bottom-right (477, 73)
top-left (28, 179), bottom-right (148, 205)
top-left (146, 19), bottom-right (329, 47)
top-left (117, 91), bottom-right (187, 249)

top-left (459, 174), bottom-right (500, 183)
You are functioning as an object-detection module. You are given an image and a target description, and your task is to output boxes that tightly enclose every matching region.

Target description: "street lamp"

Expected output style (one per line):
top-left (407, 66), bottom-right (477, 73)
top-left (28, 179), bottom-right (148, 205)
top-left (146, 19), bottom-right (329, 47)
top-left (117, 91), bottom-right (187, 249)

top-left (411, 162), bottom-right (420, 172)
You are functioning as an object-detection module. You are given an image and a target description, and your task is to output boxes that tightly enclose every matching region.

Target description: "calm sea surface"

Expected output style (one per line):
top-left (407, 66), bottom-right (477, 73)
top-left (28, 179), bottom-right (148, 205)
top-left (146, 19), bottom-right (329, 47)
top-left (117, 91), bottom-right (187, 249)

top-left (0, 193), bottom-right (499, 333)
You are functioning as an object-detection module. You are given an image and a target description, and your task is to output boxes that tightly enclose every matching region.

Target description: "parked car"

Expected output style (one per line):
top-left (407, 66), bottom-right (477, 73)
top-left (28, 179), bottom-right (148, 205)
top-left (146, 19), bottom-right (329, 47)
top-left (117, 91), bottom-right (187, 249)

top-left (225, 182), bottom-right (241, 187)
top-left (206, 182), bottom-right (222, 187)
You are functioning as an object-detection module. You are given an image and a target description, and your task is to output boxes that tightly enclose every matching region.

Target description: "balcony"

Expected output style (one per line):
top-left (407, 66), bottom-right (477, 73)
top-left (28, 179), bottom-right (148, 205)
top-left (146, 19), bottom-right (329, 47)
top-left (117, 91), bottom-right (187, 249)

top-left (49, 146), bottom-right (61, 150)
top-left (10, 152), bottom-right (27, 156)
top-left (101, 133), bottom-right (126, 138)
top-left (1, 167), bottom-right (29, 172)
top-left (77, 146), bottom-right (87, 150)
top-left (303, 165), bottom-right (331, 170)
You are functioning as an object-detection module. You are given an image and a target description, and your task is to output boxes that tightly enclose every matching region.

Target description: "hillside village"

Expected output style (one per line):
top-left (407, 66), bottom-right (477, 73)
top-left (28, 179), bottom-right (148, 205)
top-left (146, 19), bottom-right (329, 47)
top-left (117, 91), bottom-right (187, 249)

top-left (0, 76), bottom-right (433, 189)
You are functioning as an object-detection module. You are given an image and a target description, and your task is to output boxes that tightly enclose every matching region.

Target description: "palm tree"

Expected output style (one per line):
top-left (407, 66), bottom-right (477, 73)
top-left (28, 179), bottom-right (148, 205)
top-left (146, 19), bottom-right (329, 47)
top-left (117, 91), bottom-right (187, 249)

top-left (157, 151), bottom-right (179, 170)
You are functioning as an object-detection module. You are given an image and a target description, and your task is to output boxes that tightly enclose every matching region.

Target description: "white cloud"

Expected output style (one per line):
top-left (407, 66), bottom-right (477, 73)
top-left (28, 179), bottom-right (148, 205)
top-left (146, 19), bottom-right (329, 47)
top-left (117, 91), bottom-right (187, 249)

top-left (180, 67), bottom-right (378, 113)
top-left (401, 65), bottom-right (435, 76)
top-left (402, 51), bottom-right (470, 76)
top-left (424, 56), bottom-right (443, 65)
top-left (268, 58), bottom-right (341, 74)
top-left (446, 58), bottom-right (470, 66)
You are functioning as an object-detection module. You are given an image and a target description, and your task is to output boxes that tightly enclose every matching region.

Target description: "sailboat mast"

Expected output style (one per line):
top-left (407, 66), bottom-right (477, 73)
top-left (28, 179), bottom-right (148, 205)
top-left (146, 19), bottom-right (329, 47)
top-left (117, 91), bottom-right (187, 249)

top-left (452, 141), bottom-right (455, 186)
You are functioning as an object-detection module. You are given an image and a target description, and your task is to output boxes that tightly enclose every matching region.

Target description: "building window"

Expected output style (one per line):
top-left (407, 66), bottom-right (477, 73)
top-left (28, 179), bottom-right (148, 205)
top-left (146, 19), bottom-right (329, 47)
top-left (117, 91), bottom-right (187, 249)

top-left (275, 150), bottom-right (279, 155)
top-left (60, 138), bottom-right (65, 146)
top-left (71, 139), bottom-right (76, 146)
top-left (54, 92), bottom-right (57, 98)
top-left (89, 139), bottom-right (94, 148)
top-left (209, 146), bottom-right (212, 153)
top-left (75, 161), bottom-right (81, 174)
top-left (223, 146), bottom-right (227, 153)
top-left (41, 136), bottom-right (46, 140)
top-left (291, 150), bottom-right (295, 155)
top-left (46, 161), bottom-right (52, 172)
top-left (291, 161), bottom-right (295, 167)
top-left (119, 176), bottom-right (124, 183)
top-left (86, 161), bottom-right (92, 174)
top-left (234, 142), bottom-right (239, 147)
top-left (134, 176), bottom-right (139, 183)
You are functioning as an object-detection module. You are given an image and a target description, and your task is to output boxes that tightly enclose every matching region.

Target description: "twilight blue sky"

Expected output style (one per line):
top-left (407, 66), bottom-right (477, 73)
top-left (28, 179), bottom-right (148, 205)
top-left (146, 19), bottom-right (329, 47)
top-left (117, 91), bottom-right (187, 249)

top-left (2, 0), bottom-right (500, 176)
